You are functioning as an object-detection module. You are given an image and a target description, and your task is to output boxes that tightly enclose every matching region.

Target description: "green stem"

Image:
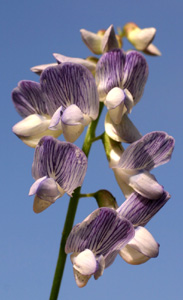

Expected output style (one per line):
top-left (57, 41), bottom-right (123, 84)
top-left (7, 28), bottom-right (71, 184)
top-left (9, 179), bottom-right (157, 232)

top-left (49, 102), bottom-right (104, 300)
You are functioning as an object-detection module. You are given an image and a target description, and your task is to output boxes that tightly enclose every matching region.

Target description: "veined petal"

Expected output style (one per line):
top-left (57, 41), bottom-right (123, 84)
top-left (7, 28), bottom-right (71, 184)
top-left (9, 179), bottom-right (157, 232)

top-left (122, 51), bottom-right (148, 104)
top-left (96, 49), bottom-right (126, 101)
top-left (30, 63), bottom-right (58, 75)
top-left (40, 63), bottom-right (99, 119)
top-left (117, 191), bottom-right (170, 227)
top-left (105, 112), bottom-right (142, 143)
top-left (12, 114), bottom-right (50, 137)
top-left (53, 53), bottom-right (96, 73)
top-left (80, 29), bottom-right (103, 54)
top-left (65, 207), bottom-right (134, 258)
top-left (12, 81), bottom-right (48, 118)
top-left (102, 25), bottom-right (119, 53)
top-left (29, 176), bottom-right (64, 202)
top-left (32, 136), bottom-right (87, 195)
top-left (128, 170), bottom-right (164, 199)
top-left (117, 131), bottom-right (175, 171)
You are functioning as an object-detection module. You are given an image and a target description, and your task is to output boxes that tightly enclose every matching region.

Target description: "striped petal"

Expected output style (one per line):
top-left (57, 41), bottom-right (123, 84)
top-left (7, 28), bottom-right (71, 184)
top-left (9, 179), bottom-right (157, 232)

top-left (117, 131), bottom-right (175, 171)
top-left (120, 226), bottom-right (159, 265)
top-left (65, 207), bottom-right (134, 258)
top-left (122, 51), bottom-right (148, 104)
top-left (40, 63), bottom-right (99, 120)
top-left (105, 112), bottom-right (142, 143)
top-left (96, 49), bottom-right (126, 101)
top-left (117, 191), bottom-right (170, 227)
top-left (101, 25), bottom-right (119, 53)
top-left (12, 81), bottom-right (49, 118)
top-left (53, 53), bottom-right (96, 73)
top-left (32, 136), bottom-right (87, 196)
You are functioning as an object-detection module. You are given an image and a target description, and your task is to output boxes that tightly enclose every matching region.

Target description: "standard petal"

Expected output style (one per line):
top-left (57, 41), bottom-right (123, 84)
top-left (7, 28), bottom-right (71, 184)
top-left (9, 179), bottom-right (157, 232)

top-left (80, 29), bottom-right (102, 54)
top-left (65, 207), bottom-right (134, 258)
top-left (105, 112), bottom-right (142, 143)
top-left (96, 49), bottom-right (126, 101)
top-left (53, 53), bottom-right (96, 73)
top-left (117, 191), bottom-right (170, 227)
top-left (32, 136), bottom-right (87, 196)
top-left (102, 25), bottom-right (119, 53)
top-left (12, 81), bottom-right (49, 118)
top-left (122, 51), bottom-right (148, 104)
top-left (117, 131), bottom-right (175, 171)
top-left (40, 63), bottom-right (99, 119)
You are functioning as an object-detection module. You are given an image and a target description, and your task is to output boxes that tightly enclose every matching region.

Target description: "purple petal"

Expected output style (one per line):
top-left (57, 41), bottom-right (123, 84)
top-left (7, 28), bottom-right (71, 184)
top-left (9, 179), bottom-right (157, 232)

top-left (65, 207), bottom-right (134, 258)
top-left (122, 51), bottom-right (148, 104)
top-left (40, 63), bottom-right (99, 119)
top-left (102, 25), bottom-right (119, 53)
top-left (117, 131), bottom-right (175, 171)
top-left (12, 81), bottom-right (48, 118)
top-left (29, 177), bottom-right (63, 202)
top-left (32, 136), bottom-right (87, 196)
top-left (117, 190), bottom-right (170, 227)
top-left (96, 49), bottom-right (126, 101)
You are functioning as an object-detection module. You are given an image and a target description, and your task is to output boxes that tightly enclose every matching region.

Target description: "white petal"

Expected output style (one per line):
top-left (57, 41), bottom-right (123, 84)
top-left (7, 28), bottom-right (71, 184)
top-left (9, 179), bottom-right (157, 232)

top-left (12, 114), bottom-right (50, 137)
top-left (30, 63), bottom-right (58, 74)
top-left (72, 249), bottom-right (97, 276)
top-left (120, 226), bottom-right (159, 265)
top-left (129, 27), bottom-right (156, 50)
top-left (80, 29), bottom-right (102, 54)
top-left (144, 43), bottom-right (161, 56)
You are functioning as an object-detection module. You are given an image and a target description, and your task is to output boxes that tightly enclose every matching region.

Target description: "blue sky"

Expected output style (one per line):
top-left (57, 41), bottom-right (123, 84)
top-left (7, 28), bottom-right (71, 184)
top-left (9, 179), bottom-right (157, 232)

top-left (1, 0), bottom-right (182, 299)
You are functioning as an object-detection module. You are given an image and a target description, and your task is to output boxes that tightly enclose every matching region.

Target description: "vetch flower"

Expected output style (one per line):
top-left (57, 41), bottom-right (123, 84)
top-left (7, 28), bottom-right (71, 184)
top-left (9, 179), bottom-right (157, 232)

top-left (65, 207), bottom-right (134, 287)
top-left (110, 131), bottom-right (175, 199)
top-left (117, 190), bottom-right (170, 264)
top-left (29, 136), bottom-right (87, 213)
top-left (12, 63), bottom-right (99, 147)
top-left (122, 22), bottom-right (161, 56)
top-left (96, 48), bottom-right (148, 104)
top-left (80, 25), bottom-right (121, 55)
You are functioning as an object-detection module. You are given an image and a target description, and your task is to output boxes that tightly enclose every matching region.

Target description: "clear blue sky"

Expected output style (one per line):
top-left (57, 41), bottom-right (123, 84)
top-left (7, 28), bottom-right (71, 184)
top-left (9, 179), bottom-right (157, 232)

top-left (1, 0), bottom-right (182, 299)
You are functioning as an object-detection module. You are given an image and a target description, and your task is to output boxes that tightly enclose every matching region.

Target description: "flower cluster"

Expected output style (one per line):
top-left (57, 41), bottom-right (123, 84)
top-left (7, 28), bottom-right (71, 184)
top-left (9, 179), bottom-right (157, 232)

top-left (12, 23), bottom-right (175, 290)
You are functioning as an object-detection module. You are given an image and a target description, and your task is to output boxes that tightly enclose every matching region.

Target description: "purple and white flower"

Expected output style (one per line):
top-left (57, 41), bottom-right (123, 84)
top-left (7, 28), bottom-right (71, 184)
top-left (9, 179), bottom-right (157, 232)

top-left (12, 63), bottom-right (99, 147)
top-left (29, 136), bottom-right (87, 213)
top-left (117, 190), bottom-right (170, 264)
top-left (110, 131), bottom-right (175, 199)
top-left (96, 49), bottom-right (148, 138)
top-left (65, 207), bottom-right (134, 287)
